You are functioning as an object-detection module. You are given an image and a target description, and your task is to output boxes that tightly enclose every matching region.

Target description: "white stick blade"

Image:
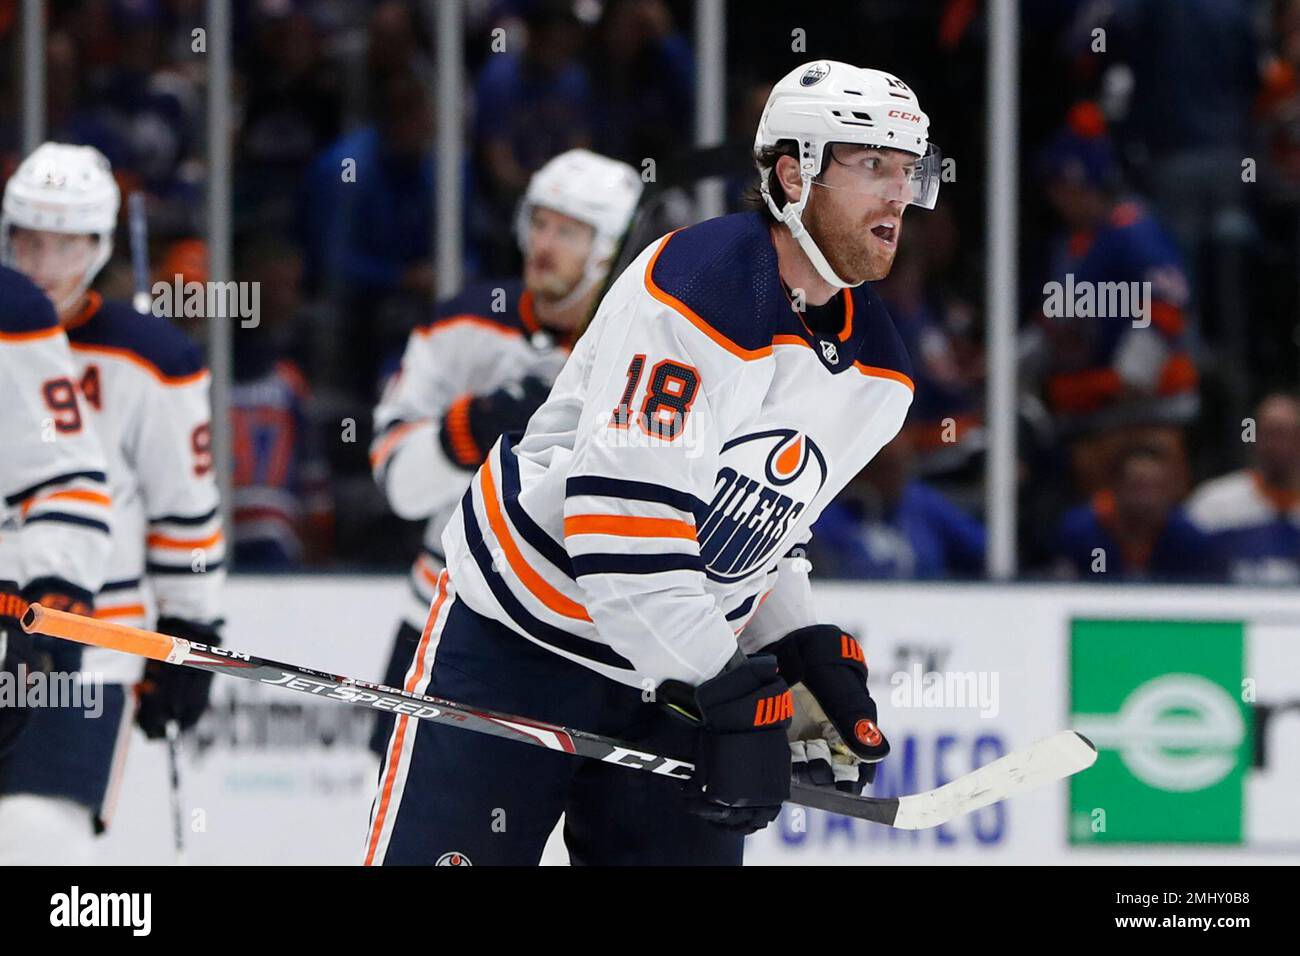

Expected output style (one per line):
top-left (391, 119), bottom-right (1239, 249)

top-left (891, 730), bottom-right (1097, 830)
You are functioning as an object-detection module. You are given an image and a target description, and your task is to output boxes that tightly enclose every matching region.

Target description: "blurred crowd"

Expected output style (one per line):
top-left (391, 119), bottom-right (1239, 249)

top-left (2, 0), bottom-right (1298, 584)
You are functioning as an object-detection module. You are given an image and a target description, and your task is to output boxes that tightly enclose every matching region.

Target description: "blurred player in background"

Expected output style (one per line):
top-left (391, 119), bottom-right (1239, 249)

top-left (364, 61), bottom-right (940, 865)
top-left (0, 143), bottom-right (224, 863)
top-left (230, 237), bottom-right (333, 568)
top-left (368, 149), bottom-right (642, 756)
top-left (0, 265), bottom-right (112, 773)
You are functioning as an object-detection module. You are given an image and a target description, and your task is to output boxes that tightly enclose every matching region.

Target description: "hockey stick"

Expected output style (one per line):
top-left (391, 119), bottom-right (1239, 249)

top-left (164, 720), bottom-right (187, 865)
top-left (22, 604), bottom-right (1096, 829)
top-left (128, 192), bottom-right (152, 315)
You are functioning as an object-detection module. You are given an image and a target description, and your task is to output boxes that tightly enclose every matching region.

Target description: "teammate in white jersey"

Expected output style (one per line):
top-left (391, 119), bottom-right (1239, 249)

top-left (368, 150), bottom-right (641, 754)
top-left (0, 263), bottom-right (112, 764)
top-left (0, 143), bottom-right (224, 863)
top-left (365, 61), bottom-right (941, 866)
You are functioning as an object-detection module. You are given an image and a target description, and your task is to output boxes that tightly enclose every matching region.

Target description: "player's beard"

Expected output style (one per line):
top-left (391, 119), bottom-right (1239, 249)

top-left (804, 189), bottom-right (898, 284)
top-left (525, 254), bottom-right (584, 303)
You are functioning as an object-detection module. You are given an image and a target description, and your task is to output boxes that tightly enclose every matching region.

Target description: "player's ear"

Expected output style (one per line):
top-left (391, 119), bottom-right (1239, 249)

top-left (775, 154), bottom-right (804, 206)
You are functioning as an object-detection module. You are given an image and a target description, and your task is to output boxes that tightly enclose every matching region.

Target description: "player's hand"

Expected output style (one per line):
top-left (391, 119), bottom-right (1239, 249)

top-left (18, 576), bottom-right (94, 673)
top-left (788, 683), bottom-right (873, 794)
top-left (440, 376), bottom-right (552, 468)
top-left (0, 580), bottom-right (37, 759)
top-left (771, 625), bottom-right (889, 792)
top-left (658, 654), bottom-right (793, 834)
top-left (135, 617), bottom-right (220, 739)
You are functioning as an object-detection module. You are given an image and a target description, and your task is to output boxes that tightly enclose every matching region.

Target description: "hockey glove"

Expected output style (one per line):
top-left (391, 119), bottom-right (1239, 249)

top-left (135, 617), bottom-right (221, 739)
top-left (772, 625), bottom-right (889, 793)
top-left (440, 375), bottom-right (552, 469)
top-left (0, 581), bottom-right (36, 759)
top-left (658, 654), bottom-right (793, 834)
top-left (1, 577), bottom-right (93, 757)
top-left (21, 576), bottom-right (94, 673)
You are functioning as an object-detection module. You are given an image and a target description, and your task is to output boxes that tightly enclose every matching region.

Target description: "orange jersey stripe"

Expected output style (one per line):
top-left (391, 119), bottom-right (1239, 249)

top-left (147, 529), bottom-right (224, 550)
top-left (22, 488), bottom-right (112, 517)
top-left (369, 420), bottom-right (424, 472)
top-left (480, 459), bottom-right (591, 622)
top-left (563, 514), bottom-right (697, 541)
top-left (414, 314), bottom-right (524, 341)
top-left (773, 335), bottom-right (916, 390)
top-left (853, 362), bottom-right (915, 391)
top-left (69, 342), bottom-right (209, 387)
top-left (0, 324), bottom-right (63, 343)
top-left (644, 232), bottom-right (772, 362)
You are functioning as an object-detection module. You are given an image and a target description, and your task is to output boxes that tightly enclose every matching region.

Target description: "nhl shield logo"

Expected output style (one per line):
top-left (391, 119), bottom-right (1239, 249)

top-left (800, 61), bottom-right (831, 87)
top-left (435, 851), bottom-right (473, 866)
top-left (820, 339), bottom-right (839, 364)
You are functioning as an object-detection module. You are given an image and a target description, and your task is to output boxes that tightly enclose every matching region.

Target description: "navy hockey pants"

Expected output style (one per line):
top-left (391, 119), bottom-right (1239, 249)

top-left (363, 572), bottom-right (745, 866)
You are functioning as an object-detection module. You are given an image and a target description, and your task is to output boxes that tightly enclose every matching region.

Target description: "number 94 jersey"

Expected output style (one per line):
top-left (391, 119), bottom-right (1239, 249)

top-left (441, 211), bottom-right (914, 690)
top-left (61, 294), bottom-right (224, 681)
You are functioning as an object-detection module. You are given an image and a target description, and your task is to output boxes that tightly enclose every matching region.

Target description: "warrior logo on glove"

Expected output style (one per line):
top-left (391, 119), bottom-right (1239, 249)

top-left (855, 718), bottom-right (883, 748)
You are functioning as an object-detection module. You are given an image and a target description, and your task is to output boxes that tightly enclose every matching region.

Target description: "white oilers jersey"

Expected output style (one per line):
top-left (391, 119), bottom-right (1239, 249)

top-left (61, 294), bottom-right (224, 681)
top-left (441, 212), bottom-right (915, 688)
top-left (371, 280), bottom-right (570, 627)
top-left (0, 265), bottom-right (112, 598)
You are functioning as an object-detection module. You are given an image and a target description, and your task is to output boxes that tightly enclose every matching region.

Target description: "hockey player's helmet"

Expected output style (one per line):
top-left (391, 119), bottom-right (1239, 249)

top-left (755, 61), bottom-right (941, 288)
top-left (516, 149), bottom-right (643, 309)
top-left (1, 142), bottom-right (120, 310)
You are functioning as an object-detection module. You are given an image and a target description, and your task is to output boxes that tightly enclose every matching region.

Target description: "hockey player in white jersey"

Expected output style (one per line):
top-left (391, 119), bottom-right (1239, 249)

top-left (365, 61), bottom-right (941, 866)
top-left (368, 149), bottom-right (641, 755)
top-left (0, 264), bottom-right (112, 766)
top-left (0, 143), bottom-right (224, 863)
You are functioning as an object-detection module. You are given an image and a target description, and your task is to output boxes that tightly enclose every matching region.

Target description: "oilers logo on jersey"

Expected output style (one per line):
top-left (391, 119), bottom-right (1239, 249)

top-left (699, 430), bottom-right (826, 583)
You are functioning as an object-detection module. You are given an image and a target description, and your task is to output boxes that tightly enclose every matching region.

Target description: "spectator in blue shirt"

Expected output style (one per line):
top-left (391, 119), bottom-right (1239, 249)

top-left (810, 436), bottom-right (986, 580)
top-left (476, 1), bottom-right (593, 201)
top-left (1052, 444), bottom-right (1225, 582)
top-left (299, 68), bottom-right (475, 397)
top-left (588, 0), bottom-right (694, 164)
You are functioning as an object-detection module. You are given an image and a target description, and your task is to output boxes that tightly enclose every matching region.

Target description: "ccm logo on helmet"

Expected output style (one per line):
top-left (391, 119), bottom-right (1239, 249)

top-left (888, 110), bottom-right (922, 123)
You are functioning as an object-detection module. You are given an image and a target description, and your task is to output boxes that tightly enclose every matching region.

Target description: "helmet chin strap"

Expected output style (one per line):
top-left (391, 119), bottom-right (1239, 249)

top-left (56, 235), bottom-right (113, 317)
top-left (760, 169), bottom-right (861, 290)
top-left (543, 259), bottom-right (602, 315)
top-left (529, 237), bottom-right (613, 320)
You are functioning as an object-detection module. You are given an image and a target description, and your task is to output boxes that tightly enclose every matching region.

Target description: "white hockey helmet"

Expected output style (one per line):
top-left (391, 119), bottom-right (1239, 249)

top-left (516, 148), bottom-right (643, 310)
top-left (2, 142), bottom-right (120, 310)
top-left (755, 60), bottom-right (940, 288)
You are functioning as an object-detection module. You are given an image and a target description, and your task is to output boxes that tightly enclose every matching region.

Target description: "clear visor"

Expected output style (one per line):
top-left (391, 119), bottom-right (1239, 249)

top-left (525, 205), bottom-right (597, 253)
top-left (817, 142), bottom-right (942, 210)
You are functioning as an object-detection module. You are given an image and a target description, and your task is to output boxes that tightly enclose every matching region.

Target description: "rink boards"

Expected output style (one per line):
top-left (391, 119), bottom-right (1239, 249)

top-left (95, 577), bottom-right (1300, 865)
